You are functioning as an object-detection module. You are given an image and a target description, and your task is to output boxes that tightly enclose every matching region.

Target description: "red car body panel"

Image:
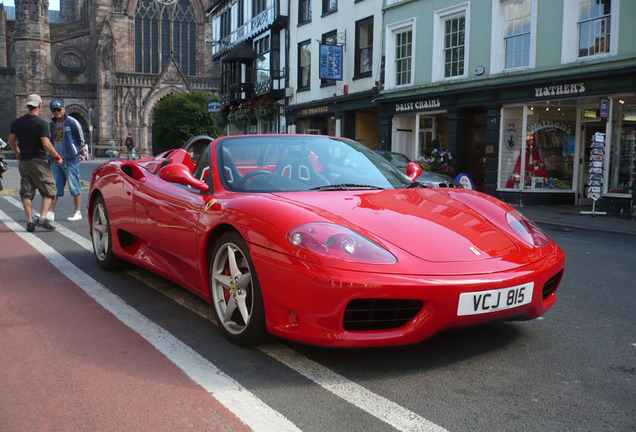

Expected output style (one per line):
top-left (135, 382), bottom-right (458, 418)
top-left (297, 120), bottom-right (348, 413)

top-left (89, 135), bottom-right (565, 347)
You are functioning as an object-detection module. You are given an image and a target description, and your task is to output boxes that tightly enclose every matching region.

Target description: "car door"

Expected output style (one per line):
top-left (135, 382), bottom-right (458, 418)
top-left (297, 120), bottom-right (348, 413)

top-left (132, 173), bottom-right (207, 293)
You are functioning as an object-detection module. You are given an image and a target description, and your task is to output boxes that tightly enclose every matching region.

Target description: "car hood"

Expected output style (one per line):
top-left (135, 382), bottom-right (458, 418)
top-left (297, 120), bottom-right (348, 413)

top-left (274, 189), bottom-right (519, 262)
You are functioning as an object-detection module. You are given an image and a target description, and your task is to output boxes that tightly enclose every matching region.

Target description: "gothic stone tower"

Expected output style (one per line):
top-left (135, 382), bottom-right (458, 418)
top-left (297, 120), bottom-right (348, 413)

top-left (14, 0), bottom-right (52, 114)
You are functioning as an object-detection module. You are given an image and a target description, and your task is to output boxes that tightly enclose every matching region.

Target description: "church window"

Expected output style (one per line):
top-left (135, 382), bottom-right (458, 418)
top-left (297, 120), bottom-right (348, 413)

top-left (135, 0), bottom-right (197, 75)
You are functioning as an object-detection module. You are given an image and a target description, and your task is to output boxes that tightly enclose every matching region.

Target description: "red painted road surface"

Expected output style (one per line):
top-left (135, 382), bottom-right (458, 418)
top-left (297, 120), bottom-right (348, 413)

top-left (0, 221), bottom-right (252, 432)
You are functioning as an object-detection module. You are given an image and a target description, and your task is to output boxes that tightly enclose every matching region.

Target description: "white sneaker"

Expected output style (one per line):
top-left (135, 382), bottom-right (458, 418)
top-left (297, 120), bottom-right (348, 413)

top-left (67, 211), bottom-right (82, 221)
top-left (33, 211), bottom-right (55, 222)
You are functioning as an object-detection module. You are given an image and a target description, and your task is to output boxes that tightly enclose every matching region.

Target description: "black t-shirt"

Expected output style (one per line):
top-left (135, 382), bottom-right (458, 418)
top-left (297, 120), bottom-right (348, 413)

top-left (10, 114), bottom-right (51, 161)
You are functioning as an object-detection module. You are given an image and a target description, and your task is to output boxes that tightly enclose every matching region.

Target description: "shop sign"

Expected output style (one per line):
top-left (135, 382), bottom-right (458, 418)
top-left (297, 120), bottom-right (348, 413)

top-left (527, 119), bottom-right (573, 135)
top-left (394, 99), bottom-right (441, 113)
top-left (319, 44), bottom-right (343, 81)
top-left (299, 105), bottom-right (332, 116)
top-left (599, 98), bottom-right (610, 120)
top-left (534, 83), bottom-right (585, 98)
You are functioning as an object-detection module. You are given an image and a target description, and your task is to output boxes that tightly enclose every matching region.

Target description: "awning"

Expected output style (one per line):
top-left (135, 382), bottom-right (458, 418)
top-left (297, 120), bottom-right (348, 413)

top-left (222, 42), bottom-right (256, 62)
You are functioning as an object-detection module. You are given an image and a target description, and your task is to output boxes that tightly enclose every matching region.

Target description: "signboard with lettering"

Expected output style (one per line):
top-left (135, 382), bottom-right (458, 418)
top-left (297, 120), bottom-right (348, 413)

top-left (208, 101), bottom-right (222, 113)
top-left (319, 44), bottom-right (343, 80)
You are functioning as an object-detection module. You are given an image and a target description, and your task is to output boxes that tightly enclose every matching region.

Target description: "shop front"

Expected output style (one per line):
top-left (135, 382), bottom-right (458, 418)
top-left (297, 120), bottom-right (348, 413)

top-left (286, 91), bottom-right (379, 147)
top-left (496, 72), bottom-right (636, 218)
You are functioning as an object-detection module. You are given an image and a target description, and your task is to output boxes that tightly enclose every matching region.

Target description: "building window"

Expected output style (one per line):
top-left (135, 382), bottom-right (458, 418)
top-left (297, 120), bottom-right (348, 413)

top-left (237, 0), bottom-right (244, 27)
top-left (395, 30), bottom-right (412, 86)
top-left (253, 0), bottom-right (266, 15)
top-left (355, 16), bottom-right (373, 77)
top-left (255, 35), bottom-right (270, 84)
top-left (578, 0), bottom-right (611, 57)
top-left (219, 8), bottom-right (231, 39)
top-left (504, 0), bottom-right (531, 69)
top-left (299, 0), bottom-right (312, 24)
top-left (385, 19), bottom-right (414, 89)
top-left (323, 0), bottom-right (337, 15)
top-left (433, 4), bottom-right (469, 82)
top-left (443, 15), bottom-right (465, 78)
top-left (298, 40), bottom-right (311, 90)
top-left (135, 0), bottom-right (196, 75)
top-left (321, 31), bottom-right (337, 87)
top-left (562, 0), bottom-right (617, 63)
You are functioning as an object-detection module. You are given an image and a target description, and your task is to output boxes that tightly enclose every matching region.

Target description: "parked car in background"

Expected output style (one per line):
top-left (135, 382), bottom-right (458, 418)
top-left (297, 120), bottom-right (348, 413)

top-left (375, 150), bottom-right (463, 188)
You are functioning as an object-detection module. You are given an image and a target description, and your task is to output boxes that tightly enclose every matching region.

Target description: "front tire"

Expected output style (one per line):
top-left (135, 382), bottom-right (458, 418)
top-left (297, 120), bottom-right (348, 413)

top-left (210, 232), bottom-right (267, 345)
top-left (91, 196), bottom-right (123, 269)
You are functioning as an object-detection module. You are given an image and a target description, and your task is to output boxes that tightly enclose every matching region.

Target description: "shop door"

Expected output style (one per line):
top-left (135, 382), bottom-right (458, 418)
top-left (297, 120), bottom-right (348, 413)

top-left (469, 114), bottom-right (487, 191)
top-left (579, 123), bottom-right (606, 206)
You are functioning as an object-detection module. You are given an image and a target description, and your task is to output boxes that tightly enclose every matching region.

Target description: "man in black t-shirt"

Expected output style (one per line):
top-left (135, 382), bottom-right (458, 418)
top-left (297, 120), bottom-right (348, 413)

top-left (7, 94), bottom-right (64, 232)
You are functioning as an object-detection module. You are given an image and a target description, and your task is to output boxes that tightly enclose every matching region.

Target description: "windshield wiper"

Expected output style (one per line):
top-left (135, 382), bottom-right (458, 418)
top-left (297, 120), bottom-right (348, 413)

top-left (310, 184), bottom-right (385, 191)
top-left (404, 182), bottom-right (427, 188)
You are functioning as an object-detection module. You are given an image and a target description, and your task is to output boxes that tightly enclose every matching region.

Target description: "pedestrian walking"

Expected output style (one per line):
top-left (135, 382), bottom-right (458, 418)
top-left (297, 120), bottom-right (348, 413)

top-left (125, 133), bottom-right (134, 160)
top-left (48, 99), bottom-right (86, 221)
top-left (0, 137), bottom-right (8, 191)
top-left (7, 94), bottom-right (63, 232)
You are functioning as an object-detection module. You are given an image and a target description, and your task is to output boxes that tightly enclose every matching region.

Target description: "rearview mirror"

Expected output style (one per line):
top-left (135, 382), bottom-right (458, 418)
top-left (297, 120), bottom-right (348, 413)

top-left (159, 163), bottom-right (209, 192)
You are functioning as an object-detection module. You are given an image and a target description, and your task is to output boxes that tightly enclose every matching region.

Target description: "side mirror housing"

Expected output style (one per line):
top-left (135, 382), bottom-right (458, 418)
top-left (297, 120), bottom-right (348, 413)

top-left (159, 163), bottom-right (209, 192)
top-left (406, 162), bottom-right (423, 181)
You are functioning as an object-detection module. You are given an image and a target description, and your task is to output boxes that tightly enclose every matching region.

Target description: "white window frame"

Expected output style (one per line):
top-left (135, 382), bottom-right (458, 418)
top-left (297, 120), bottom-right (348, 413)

top-left (384, 18), bottom-right (416, 90)
top-left (490, 0), bottom-right (536, 74)
top-left (561, 0), bottom-right (620, 64)
top-left (432, 3), bottom-right (470, 83)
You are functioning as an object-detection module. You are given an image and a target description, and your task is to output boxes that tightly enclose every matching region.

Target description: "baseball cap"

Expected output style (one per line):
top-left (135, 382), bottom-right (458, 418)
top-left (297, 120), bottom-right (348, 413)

top-left (26, 94), bottom-right (42, 107)
top-left (50, 99), bottom-right (65, 110)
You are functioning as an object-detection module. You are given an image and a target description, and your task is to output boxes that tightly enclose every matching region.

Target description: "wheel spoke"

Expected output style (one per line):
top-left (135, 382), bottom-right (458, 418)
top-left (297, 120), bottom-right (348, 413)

top-left (223, 296), bottom-right (238, 323)
top-left (213, 273), bottom-right (233, 289)
top-left (235, 290), bottom-right (250, 324)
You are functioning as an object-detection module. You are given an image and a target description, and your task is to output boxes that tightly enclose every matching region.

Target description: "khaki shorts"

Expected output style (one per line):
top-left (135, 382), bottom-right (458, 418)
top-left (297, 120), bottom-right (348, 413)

top-left (18, 158), bottom-right (57, 200)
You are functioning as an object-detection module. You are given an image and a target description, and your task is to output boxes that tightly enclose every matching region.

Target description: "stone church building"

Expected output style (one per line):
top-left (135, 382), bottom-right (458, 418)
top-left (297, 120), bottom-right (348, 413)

top-left (0, 0), bottom-right (219, 156)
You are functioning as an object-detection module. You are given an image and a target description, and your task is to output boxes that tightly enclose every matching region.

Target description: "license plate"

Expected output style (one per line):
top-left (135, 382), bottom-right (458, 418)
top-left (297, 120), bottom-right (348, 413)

top-left (457, 282), bottom-right (534, 316)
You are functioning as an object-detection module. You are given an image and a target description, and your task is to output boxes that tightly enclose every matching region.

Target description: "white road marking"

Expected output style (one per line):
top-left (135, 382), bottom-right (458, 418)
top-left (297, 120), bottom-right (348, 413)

top-left (0, 201), bottom-right (300, 432)
top-left (3, 195), bottom-right (449, 432)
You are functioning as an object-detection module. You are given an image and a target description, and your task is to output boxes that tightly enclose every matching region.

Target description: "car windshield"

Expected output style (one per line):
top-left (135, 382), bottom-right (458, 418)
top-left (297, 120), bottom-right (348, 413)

top-left (218, 135), bottom-right (413, 192)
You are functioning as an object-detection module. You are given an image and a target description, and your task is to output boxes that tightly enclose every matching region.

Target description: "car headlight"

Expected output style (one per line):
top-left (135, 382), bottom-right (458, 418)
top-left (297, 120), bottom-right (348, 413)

top-left (287, 223), bottom-right (397, 264)
top-left (506, 210), bottom-right (550, 248)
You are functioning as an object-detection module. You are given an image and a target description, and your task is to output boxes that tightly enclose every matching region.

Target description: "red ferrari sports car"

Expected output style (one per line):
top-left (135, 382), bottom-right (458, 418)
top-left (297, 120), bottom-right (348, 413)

top-left (88, 134), bottom-right (565, 347)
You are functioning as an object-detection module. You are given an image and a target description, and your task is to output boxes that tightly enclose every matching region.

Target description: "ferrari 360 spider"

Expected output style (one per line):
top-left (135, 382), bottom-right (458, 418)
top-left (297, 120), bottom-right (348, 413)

top-left (88, 134), bottom-right (565, 347)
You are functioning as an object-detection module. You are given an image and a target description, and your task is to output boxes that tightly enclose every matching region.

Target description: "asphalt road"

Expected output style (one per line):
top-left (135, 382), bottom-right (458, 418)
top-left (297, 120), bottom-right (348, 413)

top-left (0, 160), bottom-right (634, 432)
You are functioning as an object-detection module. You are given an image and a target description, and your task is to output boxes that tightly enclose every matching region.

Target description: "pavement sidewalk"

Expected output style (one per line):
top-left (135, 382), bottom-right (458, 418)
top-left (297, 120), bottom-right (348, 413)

top-left (1, 157), bottom-right (634, 236)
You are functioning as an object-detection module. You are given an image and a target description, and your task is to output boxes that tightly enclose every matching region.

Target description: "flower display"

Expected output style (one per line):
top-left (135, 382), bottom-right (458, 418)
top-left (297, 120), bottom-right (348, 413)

top-left (419, 145), bottom-right (453, 174)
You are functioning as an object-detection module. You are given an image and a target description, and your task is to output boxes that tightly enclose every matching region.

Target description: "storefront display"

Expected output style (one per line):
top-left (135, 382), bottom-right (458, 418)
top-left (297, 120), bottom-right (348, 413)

top-left (500, 106), bottom-right (575, 191)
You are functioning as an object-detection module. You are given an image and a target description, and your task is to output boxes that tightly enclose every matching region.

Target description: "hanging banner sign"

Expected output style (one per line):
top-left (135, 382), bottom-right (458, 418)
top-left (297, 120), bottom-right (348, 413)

top-left (319, 44), bottom-right (343, 80)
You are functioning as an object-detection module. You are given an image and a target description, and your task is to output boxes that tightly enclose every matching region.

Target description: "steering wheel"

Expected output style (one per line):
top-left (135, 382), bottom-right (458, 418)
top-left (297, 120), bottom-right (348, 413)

top-left (235, 169), bottom-right (273, 187)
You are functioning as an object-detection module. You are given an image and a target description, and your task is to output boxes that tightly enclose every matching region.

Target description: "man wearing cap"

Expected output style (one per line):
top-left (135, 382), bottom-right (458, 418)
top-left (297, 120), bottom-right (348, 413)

top-left (48, 98), bottom-right (86, 221)
top-left (7, 94), bottom-right (63, 232)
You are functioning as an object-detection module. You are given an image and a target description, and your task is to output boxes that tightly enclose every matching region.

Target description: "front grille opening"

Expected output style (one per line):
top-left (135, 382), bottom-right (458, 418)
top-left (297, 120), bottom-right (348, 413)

top-left (343, 299), bottom-right (423, 331)
top-left (542, 270), bottom-right (563, 300)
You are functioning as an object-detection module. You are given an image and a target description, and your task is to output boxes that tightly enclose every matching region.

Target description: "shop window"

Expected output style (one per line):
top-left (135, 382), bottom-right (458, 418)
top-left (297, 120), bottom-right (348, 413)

top-left (499, 106), bottom-right (575, 191)
top-left (562, 0), bottom-right (617, 63)
top-left (384, 19), bottom-right (414, 89)
top-left (433, 4), bottom-right (469, 82)
top-left (355, 17), bottom-right (373, 78)
top-left (298, 40), bottom-right (311, 91)
top-left (609, 96), bottom-right (636, 195)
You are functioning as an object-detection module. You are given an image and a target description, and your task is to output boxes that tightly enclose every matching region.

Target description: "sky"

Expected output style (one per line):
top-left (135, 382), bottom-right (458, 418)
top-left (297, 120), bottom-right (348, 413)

top-left (2, 0), bottom-right (60, 10)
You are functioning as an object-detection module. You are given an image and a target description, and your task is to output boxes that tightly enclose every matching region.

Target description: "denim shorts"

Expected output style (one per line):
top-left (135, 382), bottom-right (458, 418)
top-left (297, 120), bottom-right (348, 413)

top-left (52, 162), bottom-right (82, 196)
